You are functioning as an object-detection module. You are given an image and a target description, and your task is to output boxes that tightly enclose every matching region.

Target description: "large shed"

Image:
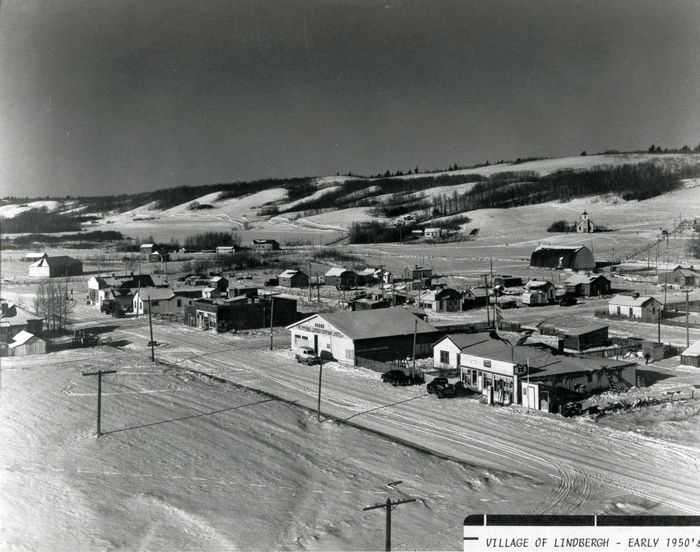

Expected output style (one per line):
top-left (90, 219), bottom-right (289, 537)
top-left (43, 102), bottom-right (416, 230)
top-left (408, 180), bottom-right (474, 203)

top-left (28, 255), bottom-right (83, 278)
top-left (287, 307), bottom-right (440, 365)
top-left (529, 245), bottom-right (595, 271)
top-left (278, 269), bottom-right (309, 288)
top-left (680, 340), bottom-right (700, 367)
top-left (8, 330), bottom-right (47, 357)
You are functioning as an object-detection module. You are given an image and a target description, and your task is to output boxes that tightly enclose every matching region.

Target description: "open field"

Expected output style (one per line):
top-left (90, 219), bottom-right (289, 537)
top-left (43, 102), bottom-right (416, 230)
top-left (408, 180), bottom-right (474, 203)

top-left (2, 317), bottom-right (700, 550)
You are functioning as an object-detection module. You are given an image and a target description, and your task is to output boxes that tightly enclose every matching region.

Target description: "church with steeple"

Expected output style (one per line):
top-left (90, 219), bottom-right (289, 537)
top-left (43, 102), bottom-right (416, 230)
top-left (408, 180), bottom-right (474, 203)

top-left (576, 210), bottom-right (594, 233)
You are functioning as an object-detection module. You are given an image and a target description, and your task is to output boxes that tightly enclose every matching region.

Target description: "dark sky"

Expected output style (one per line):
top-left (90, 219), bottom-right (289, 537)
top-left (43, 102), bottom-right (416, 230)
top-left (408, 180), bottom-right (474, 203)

top-left (1, 0), bottom-right (698, 197)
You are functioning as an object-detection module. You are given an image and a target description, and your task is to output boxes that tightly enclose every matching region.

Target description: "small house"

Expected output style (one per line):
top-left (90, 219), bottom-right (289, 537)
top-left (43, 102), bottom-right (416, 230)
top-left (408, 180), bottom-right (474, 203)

top-left (608, 294), bottom-right (662, 322)
top-left (565, 273), bottom-right (612, 297)
top-left (417, 288), bottom-right (462, 312)
top-left (494, 275), bottom-right (523, 287)
top-left (149, 250), bottom-right (169, 263)
top-left (521, 291), bottom-right (548, 306)
top-left (324, 268), bottom-right (356, 288)
top-left (0, 301), bottom-right (43, 343)
top-left (215, 246), bottom-right (236, 255)
top-left (208, 275), bottom-right (229, 292)
top-left (423, 227), bottom-right (443, 239)
top-left (23, 252), bottom-right (46, 263)
top-left (278, 269), bottom-right (309, 288)
top-left (524, 279), bottom-right (557, 302)
top-left (674, 267), bottom-right (699, 288)
top-left (132, 287), bottom-right (178, 316)
top-left (252, 239), bottom-right (280, 252)
top-left (140, 243), bottom-right (154, 256)
top-left (463, 288), bottom-right (489, 309)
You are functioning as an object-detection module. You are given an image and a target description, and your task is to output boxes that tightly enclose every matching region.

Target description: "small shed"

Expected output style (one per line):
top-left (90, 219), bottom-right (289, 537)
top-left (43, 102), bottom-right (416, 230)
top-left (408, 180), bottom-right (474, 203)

top-left (140, 243), bottom-right (154, 255)
top-left (278, 269), bottom-right (309, 288)
top-left (324, 268), bottom-right (357, 288)
top-left (524, 279), bottom-right (557, 302)
top-left (8, 331), bottom-right (47, 357)
top-left (680, 340), bottom-right (700, 367)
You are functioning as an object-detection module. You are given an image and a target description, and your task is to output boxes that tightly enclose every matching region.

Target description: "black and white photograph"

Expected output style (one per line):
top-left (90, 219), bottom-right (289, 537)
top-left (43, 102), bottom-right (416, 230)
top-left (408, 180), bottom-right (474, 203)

top-left (1, 1), bottom-right (699, 550)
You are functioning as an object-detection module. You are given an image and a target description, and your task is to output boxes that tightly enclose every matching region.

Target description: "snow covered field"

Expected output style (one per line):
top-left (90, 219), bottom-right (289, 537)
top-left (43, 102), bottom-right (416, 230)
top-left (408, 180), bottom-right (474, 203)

top-left (2, 319), bottom-right (699, 551)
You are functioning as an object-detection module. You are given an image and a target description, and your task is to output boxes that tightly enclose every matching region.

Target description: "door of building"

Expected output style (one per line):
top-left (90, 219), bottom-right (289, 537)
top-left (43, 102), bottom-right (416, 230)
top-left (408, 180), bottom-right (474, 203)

top-left (527, 386), bottom-right (536, 410)
top-left (314, 334), bottom-right (318, 354)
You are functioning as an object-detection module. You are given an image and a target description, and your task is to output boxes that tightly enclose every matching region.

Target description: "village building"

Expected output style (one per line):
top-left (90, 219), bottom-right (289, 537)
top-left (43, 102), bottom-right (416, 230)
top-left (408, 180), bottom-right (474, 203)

top-left (140, 243), bottom-right (154, 255)
top-left (215, 246), bottom-right (236, 255)
top-left (28, 254), bottom-right (83, 278)
top-left (463, 288), bottom-right (490, 309)
top-left (423, 227), bottom-right (443, 239)
top-left (576, 211), bottom-right (594, 233)
top-left (201, 287), bottom-right (221, 300)
top-left (87, 273), bottom-right (164, 308)
top-left (355, 268), bottom-right (378, 286)
top-left (287, 307), bottom-right (440, 365)
top-left (278, 269), bottom-right (309, 288)
top-left (186, 294), bottom-right (298, 332)
top-left (132, 287), bottom-right (179, 316)
top-left (536, 317), bottom-right (611, 353)
top-left (0, 301), bottom-right (44, 344)
top-left (494, 275), bottom-right (523, 287)
top-left (521, 291), bottom-right (548, 306)
top-left (348, 297), bottom-right (391, 311)
top-left (417, 288), bottom-right (462, 312)
top-left (680, 340), bottom-right (700, 368)
top-left (658, 266), bottom-right (700, 288)
top-left (183, 274), bottom-right (211, 286)
top-left (148, 250), bottom-right (169, 263)
top-left (6, 330), bottom-right (47, 357)
top-left (23, 252), bottom-right (46, 263)
top-left (524, 279), bottom-right (557, 302)
top-left (608, 294), bottom-right (662, 322)
top-left (408, 266), bottom-right (433, 290)
top-left (324, 268), bottom-right (357, 288)
top-left (529, 245), bottom-right (595, 271)
top-left (208, 275), bottom-right (229, 293)
top-left (565, 273), bottom-right (612, 297)
top-left (433, 333), bottom-right (635, 410)
top-left (252, 239), bottom-right (280, 252)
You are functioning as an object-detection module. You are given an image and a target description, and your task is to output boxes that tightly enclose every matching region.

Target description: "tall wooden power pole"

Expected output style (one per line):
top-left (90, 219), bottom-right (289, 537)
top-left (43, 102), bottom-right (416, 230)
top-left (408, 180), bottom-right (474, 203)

top-left (82, 369), bottom-right (117, 436)
top-left (147, 294), bottom-right (155, 363)
top-left (363, 497), bottom-right (417, 552)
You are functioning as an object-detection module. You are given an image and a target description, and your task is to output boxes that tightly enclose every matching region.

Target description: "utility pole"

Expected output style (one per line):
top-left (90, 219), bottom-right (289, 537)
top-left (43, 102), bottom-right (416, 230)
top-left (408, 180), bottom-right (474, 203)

top-left (316, 357), bottom-right (324, 422)
top-left (269, 297), bottom-right (274, 350)
top-left (147, 294), bottom-right (155, 363)
top-left (411, 319), bottom-right (417, 380)
top-left (685, 288), bottom-right (690, 348)
top-left (308, 261), bottom-right (312, 302)
top-left (82, 369), bottom-right (117, 436)
top-left (657, 309), bottom-right (661, 344)
top-left (363, 497), bottom-right (417, 552)
top-left (484, 275), bottom-right (490, 326)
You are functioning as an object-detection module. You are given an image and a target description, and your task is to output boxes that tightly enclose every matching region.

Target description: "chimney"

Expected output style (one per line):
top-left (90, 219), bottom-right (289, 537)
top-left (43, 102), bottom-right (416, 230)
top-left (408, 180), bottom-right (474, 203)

top-left (633, 292), bottom-right (640, 299)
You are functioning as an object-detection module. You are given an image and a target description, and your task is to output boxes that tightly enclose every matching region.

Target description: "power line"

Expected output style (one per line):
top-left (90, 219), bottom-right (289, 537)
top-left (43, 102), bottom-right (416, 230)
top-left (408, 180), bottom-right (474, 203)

top-left (363, 497), bottom-right (417, 551)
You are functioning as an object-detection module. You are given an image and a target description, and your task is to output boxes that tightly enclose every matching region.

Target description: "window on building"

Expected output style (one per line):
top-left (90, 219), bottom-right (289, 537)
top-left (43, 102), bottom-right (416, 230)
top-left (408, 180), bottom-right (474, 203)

top-left (314, 323), bottom-right (324, 329)
top-left (440, 350), bottom-right (449, 364)
top-left (617, 306), bottom-right (621, 315)
top-left (345, 349), bottom-right (354, 360)
top-left (587, 372), bottom-right (593, 383)
top-left (629, 307), bottom-right (633, 317)
top-left (326, 343), bottom-right (331, 350)
top-left (177, 299), bottom-right (182, 308)
top-left (152, 300), bottom-right (159, 306)
top-left (483, 359), bottom-right (491, 368)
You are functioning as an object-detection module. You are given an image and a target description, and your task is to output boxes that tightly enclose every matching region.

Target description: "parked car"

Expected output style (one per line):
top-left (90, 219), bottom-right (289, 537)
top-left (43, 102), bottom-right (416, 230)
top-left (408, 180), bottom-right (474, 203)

top-left (295, 347), bottom-right (320, 365)
top-left (381, 370), bottom-right (411, 386)
top-left (427, 378), bottom-right (468, 398)
top-left (558, 294), bottom-right (578, 307)
top-left (426, 377), bottom-right (449, 394)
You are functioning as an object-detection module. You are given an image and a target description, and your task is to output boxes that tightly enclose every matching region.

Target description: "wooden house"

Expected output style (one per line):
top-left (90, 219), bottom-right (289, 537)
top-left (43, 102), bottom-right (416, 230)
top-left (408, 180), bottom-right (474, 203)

top-left (565, 273), bottom-right (612, 297)
top-left (608, 294), bottom-right (662, 322)
top-left (278, 269), bottom-right (309, 288)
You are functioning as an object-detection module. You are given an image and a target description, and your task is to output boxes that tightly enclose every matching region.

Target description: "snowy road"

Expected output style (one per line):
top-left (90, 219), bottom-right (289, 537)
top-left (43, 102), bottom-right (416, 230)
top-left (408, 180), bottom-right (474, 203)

top-left (132, 321), bottom-right (700, 516)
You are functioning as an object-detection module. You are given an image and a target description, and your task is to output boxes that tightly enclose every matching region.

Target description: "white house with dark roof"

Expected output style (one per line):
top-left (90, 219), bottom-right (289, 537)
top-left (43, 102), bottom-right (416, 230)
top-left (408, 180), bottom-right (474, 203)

top-left (608, 294), bottom-right (662, 321)
top-left (132, 287), bottom-right (178, 316)
top-left (286, 307), bottom-right (440, 365)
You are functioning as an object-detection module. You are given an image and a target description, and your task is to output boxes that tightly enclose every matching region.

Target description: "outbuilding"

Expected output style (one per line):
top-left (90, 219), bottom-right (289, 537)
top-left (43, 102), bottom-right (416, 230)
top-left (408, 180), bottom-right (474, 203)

top-left (0, 301), bottom-right (44, 343)
top-left (529, 245), bottom-right (595, 271)
top-left (524, 279), bottom-right (557, 302)
top-left (252, 239), bottom-right (280, 251)
top-left (7, 330), bottom-right (47, 357)
top-left (287, 307), bottom-right (440, 365)
top-left (417, 288), bottom-right (462, 312)
top-left (680, 340), bottom-right (700, 367)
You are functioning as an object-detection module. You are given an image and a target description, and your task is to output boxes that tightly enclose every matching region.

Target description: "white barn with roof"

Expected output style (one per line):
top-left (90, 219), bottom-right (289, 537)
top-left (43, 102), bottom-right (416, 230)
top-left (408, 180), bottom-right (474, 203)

top-left (608, 294), bottom-right (662, 322)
